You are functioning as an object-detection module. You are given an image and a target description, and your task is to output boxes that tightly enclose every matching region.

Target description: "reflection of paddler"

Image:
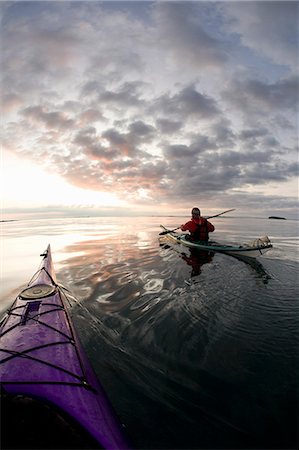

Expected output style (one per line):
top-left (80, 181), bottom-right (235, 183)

top-left (181, 249), bottom-right (214, 277)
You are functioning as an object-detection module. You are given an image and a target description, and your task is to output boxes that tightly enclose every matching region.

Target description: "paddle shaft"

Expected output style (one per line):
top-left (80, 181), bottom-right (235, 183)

top-left (205, 208), bottom-right (235, 219)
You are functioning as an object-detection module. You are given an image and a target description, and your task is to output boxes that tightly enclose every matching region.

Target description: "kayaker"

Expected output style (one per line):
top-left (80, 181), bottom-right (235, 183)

top-left (181, 207), bottom-right (215, 242)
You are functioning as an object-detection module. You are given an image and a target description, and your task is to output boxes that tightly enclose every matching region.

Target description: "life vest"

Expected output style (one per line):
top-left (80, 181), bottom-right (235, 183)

top-left (191, 218), bottom-right (209, 242)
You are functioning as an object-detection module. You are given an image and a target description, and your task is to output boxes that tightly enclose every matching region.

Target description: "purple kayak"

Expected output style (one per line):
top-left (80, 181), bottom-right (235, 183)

top-left (0, 245), bottom-right (130, 449)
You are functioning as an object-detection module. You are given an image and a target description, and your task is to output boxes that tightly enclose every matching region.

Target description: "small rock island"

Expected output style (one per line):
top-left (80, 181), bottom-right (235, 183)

top-left (268, 216), bottom-right (286, 220)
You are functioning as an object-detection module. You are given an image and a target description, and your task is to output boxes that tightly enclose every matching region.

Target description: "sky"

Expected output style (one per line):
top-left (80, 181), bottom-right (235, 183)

top-left (1, 1), bottom-right (298, 220)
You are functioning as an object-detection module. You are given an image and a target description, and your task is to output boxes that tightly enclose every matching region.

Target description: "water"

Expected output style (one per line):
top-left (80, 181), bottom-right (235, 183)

top-left (1, 216), bottom-right (298, 449)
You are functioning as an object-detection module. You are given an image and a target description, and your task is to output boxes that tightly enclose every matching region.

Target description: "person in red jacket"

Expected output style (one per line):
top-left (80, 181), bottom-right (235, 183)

top-left (181, 207), bottom-right (215, 242)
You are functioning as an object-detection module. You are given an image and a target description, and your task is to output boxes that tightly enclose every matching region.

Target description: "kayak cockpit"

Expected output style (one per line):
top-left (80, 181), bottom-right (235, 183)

top-left (1, 392), bottom-right (104, 449)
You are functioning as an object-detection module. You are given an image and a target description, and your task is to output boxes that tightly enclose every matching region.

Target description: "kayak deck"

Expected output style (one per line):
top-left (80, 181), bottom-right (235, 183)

top-left (160, 226), bottom-right (273, 258)
top-left (0, 245), bottom-right (130, 450)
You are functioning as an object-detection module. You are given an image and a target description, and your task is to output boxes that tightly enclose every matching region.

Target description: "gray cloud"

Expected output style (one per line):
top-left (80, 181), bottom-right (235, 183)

top-left (222, 75), bottom-right (299, 116)
top-left (154, 84), bottom-right (221, 121)
top-left (237, 127), bottom-right (281, 149)
top-left (158, 125), bottom-right (296, 201)
top-left (288, 161), bottom-right (299, 177)
top-left (246, 77), bottom-right (298, 110)
top-left (164, 144), bottom-right (195, 160)
top-left (21, 105), bottom-right (75, 130)
top-left (73, 127), bottom-right (119, 161)
top-left (99, 82), bottom-right (145, 108)
top-left (209, 119), bottom-right (236, 149)
top-left (155, 118), bottom-right (183, 135)
top-left (129, 121), bottom-right (155, 138)
top-left (102, 129), bottom-right (137, 157)
top-left (224, 1), bottom-right (298, 69)
top-left (153, 2), bottom-right (228, 69)
top-left (239, 128), bottom-right (269, 141)
top-left (81, 81), bottom-right (102, 98)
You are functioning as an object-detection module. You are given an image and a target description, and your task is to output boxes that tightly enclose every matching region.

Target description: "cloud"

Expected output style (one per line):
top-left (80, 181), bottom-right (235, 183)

top-left (153, 2), bottom-right (228, 69)
top-left (4, 79), bottom-right (297, 206)
top-left (153, 84), bottom-right (221, 121)
top-left (99, 82), bottom-right (146, 108)
top-left (21, 105), bottom-right (75, 130)
top-left (73, 127), bottom-right (118, 162)
top-left (53, 121), bottom-right (167, 198)
top-left (237, 127), bottom-right (280, 149)
top-left (209, 119), bottom-right (236, 148)
top-left (164, 133), bottom-right (218, 160)
top-left (99, 120), bottom-right (156, 154)
top-left (1, 3), bottom-right (86, 95)
top-left (222, 75), bottom-right (299, 115)
top-left (224, 1), bottom-right (298, 70)
top-left (156, 118), bottom-right (183, 135)
top-left (79, 109), bottom-right (104, 126)
top-left (158, 124), bottom-right (296, 201)
top-left (129, 120), bottom-right (155, 138)
top-left (1, 1), bottom-right (298, 216)
top-left (2, 93), bottom-right (24, 113)
top-left (102, 129), bottom-right (130, 149)
top-left (80, 81), bottom-right (102, 97)
top-left (239, 128), bottom-right (269, 141)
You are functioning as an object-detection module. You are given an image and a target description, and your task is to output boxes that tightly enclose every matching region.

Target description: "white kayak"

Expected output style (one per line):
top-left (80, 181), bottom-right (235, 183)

top-left (160, 226), bottom-right (273, 258)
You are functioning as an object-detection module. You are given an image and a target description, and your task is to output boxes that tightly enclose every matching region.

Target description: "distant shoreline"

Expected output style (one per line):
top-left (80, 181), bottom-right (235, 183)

top-left (1, 216), bottom-right (297, 222)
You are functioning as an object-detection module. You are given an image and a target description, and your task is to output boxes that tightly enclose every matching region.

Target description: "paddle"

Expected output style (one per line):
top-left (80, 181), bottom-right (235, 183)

top-left (206, 208), bottom-right (235, 219)
top-left (159, 208), bottom-right (235, 235)
top-left (159, 226), bottom-right (181, 235)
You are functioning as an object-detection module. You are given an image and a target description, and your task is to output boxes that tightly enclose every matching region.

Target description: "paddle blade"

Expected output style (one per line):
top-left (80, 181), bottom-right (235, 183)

top-left (159, 226), bottom-right (180, 235)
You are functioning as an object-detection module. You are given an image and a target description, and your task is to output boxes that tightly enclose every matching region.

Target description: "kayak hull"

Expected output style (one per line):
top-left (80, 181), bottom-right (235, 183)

top-left (0, 245), bottom-right (130, 449)
top-left (160, 226), bottom-right (273, 258)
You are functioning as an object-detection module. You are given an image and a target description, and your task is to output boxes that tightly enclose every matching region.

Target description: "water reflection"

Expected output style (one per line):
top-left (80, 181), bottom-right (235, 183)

top-left (159, 239), bottom-right (215, 279)
top-left (57, 234), bottom-right (166, 314)
top-left (180, 249), bottom-right (214, 277)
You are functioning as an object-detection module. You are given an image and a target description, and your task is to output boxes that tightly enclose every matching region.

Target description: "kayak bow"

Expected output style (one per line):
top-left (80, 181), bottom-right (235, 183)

top-left (0, 245), bottom-right (130, 450)
top-left (160, 226), bottom-right (273, 258)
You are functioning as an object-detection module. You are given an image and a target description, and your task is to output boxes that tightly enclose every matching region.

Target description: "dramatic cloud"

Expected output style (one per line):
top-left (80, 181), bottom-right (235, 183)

top-left (1, 1), bottom-right (298, 217)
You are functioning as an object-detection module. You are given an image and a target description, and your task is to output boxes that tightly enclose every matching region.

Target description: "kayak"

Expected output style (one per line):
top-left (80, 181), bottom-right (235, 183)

top-left (0, 245), bottom-right (130, 450)
top-left (160, 226), bottom-right (273, 258)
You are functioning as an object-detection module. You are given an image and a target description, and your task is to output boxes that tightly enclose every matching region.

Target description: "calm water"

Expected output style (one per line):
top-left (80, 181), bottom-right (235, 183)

top-left (1, 216), bottom-right (298, 449)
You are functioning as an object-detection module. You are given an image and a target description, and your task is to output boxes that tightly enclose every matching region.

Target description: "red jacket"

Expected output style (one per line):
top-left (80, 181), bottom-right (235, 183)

top-left (181, 217), bottom-right (215, 241)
